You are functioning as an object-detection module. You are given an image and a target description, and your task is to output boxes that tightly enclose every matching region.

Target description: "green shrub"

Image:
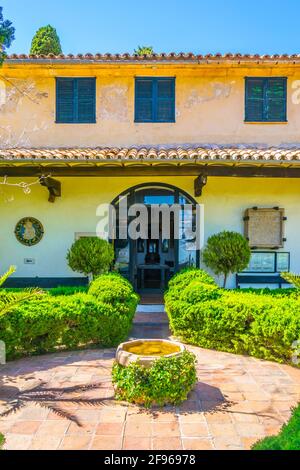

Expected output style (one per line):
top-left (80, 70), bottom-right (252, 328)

top-left (252, 404), bottom-right (300, 450)
top-left (67, 237), bottom-right (114, 279)
top-left (0, 275), bottom-right (138, 360)
top-left (179, 281), bottom-right (222, 303)
top-left (202, 231), bottom-right (251, 287)
top-left (112, 350), bottom-right (197, 407)
top-left (49, 286), bottom-right (88, 296)
top-left (0, 432), bottom-right (5, 450)
top-left (165, 269), bottom-right (300, 365)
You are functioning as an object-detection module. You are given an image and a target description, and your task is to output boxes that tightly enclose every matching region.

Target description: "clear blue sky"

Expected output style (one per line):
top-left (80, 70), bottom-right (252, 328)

top-left (2, 0), bottom-right (300, 55)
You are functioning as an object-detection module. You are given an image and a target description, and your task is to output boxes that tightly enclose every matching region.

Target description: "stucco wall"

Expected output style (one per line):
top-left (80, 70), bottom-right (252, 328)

top-left (1, 176), bottom-right (298, 288)
top-left (1, 63), bottom-right (300, 147)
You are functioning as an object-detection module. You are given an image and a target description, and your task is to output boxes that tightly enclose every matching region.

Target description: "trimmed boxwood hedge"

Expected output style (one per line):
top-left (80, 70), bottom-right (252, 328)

top-left (165, 268), bottom-right (300, 365)
top-left (112, 350), bottom-right (197, 407)
top-left (0, 273), bottom-right (139, 360)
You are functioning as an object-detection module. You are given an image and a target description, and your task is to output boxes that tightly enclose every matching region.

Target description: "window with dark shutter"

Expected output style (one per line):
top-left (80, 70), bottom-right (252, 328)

top-left (56, 78), bottom-right (96, 123)
top-left (245, 77), bottom-right (287, 122)
top-left (135, 77), bottom-right (175, 122)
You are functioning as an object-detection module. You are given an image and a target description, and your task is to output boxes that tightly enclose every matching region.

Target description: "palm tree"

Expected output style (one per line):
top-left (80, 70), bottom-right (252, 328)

top-left (0, 266), bottom-right (42, 316)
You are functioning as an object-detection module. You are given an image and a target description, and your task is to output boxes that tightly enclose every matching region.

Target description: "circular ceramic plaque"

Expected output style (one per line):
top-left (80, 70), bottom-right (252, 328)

top-left (15, 217), bottom-right (44, 246)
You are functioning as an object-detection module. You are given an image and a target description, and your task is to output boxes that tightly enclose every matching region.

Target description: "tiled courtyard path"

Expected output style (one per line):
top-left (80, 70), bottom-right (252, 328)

top-left (1, 343), bottom-right (299, 450)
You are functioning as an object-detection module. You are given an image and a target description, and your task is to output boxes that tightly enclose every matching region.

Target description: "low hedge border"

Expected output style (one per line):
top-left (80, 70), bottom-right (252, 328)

top-left (0, 273), bottom-right (139, 360)
top-left (165, 268), bottom-right (300, 365)
top-left (112, 350), bottom-right (197, 407)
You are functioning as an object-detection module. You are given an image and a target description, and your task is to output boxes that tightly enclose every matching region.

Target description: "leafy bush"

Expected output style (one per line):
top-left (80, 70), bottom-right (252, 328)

top-left (0, 432), bottom-right (4, 450)
top-left (252, 404), bottom-right (300, 450)
top-left (30, 25), bottom-right (62, 55)
top-left (202, 231), bottom-right (251, 287)
top-left (0, 275), bottom-right (138, 360)
top-left (165, 269), bottom-right (300, 365)
top-left (49, 286), bottom-right (88, 296)
top-left (67, 237), bottom-right (114, 279)
top-left (112, 350), bottom-right (197, 407)
top-left (89, 273), bottom-right (138, 306)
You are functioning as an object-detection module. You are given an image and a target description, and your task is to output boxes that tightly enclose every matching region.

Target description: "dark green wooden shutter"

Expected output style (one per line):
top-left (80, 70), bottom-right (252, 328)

top-left (135, 79), bottom-right (153, 122)
top-left (56, 78), bottom-right (75, 123)
top-left (245, 77), bottom-right (287, 122)
top-left (245, 78), bottom-right (264, 121)
top-left (77, 78), bottom-right (96, 123)
top-left (265, 78), bottom-right (287, 121)
top-left (156, 78), bottom-right (175, 122)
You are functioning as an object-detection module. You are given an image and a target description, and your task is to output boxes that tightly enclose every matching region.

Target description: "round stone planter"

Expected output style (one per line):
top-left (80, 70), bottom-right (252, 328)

top-left (116, 338), bottom-right (186, 368)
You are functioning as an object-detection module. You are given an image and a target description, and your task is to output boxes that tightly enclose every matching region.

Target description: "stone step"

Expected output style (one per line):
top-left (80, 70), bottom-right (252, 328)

top-left (134, 312), bottom-right (169, 324)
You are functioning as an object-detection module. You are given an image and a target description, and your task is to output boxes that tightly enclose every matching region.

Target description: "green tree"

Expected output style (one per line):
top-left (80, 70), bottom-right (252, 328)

top-left (67, 237), bottom-right (114, 280)
top-left (202, 231), bottom-right (251, 288)
top-left (134, 45), bottom-right (154, 56)
top-left (0, 7), bottom-right (15, 65)
top-left (30, 25), bottom-right (62, 55)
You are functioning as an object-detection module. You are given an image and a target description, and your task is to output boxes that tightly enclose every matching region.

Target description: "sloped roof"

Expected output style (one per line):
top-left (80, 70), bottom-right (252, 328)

top-left (1, 146), bottom-right (300, 164)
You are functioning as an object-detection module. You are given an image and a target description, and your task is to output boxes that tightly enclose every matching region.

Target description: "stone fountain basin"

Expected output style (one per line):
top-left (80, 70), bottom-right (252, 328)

top-left (116, 339), bottom-right (186, 368)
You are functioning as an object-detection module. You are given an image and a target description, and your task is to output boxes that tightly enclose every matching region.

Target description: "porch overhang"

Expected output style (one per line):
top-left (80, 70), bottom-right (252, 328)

top-left (1, 146), bottom-right (300, 177)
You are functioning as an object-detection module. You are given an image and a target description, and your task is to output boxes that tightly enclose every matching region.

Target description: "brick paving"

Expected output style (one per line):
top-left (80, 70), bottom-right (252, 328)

top-left (0, 306), bottom-right (299, 450)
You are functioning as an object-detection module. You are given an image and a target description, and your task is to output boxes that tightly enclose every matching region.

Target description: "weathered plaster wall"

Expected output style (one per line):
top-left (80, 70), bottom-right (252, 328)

top-left (1, 176), bottom-right (298, 288)
top-left (1, 63), bottom-right (300, 147)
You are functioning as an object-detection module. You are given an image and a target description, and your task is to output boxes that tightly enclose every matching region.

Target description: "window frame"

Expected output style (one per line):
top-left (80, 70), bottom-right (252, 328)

top-left (55, 77), bottom-right (96, 124)
top-left (244, 77), bottom-right (287, 123)
top-left (134, 77), bottom-right (176, 123)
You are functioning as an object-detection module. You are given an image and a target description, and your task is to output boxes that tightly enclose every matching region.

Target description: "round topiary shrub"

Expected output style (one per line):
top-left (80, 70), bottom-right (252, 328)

top-left (180, 281), bottom-right (222, 303)
top-left (89, 273), bottom-right (139, 307)
top-left (67, 237), bottom-right (114, 280)
top-left (112, 350), bottom-right (197, 407)
top-left (202, 231), bottom-right (251, 288)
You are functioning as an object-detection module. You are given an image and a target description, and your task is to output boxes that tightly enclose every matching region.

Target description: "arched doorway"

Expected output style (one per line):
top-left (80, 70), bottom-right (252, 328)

top-left (111, 183), bottom-right (200, 292)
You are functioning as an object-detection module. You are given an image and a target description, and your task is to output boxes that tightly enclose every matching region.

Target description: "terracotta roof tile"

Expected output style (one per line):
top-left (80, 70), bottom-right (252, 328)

top-left (1, 146), bottom-right (300, 164)
top-left (5, 53), bottom-right (300, 63)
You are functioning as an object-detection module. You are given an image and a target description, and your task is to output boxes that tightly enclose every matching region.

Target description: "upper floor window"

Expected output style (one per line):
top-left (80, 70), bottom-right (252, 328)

top-left (56, 78), bottom-right (96, 123)
top-left (135, 77), bottom-right (175, 123)
top-left (245, 77), bottom-right (287, 122)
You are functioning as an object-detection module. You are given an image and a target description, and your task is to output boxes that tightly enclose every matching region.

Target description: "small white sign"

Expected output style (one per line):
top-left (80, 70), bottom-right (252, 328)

top-left (24, 258), bottom-right (35, 265)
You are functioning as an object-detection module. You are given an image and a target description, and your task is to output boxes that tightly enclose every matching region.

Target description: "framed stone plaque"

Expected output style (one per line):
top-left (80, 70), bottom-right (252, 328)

top-left (244, 208), bottom-right (285, 249)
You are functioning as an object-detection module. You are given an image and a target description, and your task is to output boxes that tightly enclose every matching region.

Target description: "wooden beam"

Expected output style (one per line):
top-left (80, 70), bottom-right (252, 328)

top-left (194, 175), bottom-right (208, 196)
top-left (39, 176), bottom-right (61, 202)
top-left (1, 164), bottom-right (300, 178)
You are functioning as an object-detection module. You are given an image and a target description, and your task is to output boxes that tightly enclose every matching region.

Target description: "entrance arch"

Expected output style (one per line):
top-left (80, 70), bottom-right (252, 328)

top-left (111, 183), bottom-right (200, 292)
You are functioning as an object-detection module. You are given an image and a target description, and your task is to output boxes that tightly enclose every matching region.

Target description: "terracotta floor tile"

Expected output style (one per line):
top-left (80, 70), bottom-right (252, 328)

top-left (10, 420), bottom-right (41, 435)
top-left (125, 421), bottom-right (152, 436)
top-left (4, 433), bottom-right (33, 450)
top-left (95, 422), bottom-right (124, 435)
top-left (208, 423), bottom-right (237, 437)
top-left (205, 412), bottom-right (233, 424)
top-left (29, 436), bottom-right (62, 450)
top-left (91, 435), bottom-right (122, 450)
top-left (235, 423), bottom-right (266, 438)
top-left (152, 421), bottom-right (180, 437)
top-left (214, 436), bottom-right (243, 450)
top-left (123, 437), bottom-right (152, 450)
top-left (152, 437), bottom-right (182, 450)
top-left (180, 422), bottom-right (209, 437)
top-left (182, 438), bottom-right (214, 450)
top-left (60, 435), bottom-right (92, 450)
top-left (36, 420), bottom-right (69, 436)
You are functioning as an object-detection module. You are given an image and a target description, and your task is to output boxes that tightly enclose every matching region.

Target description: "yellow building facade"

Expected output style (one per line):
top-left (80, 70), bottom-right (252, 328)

top-left (1, 54), bottom-right (300, 289)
